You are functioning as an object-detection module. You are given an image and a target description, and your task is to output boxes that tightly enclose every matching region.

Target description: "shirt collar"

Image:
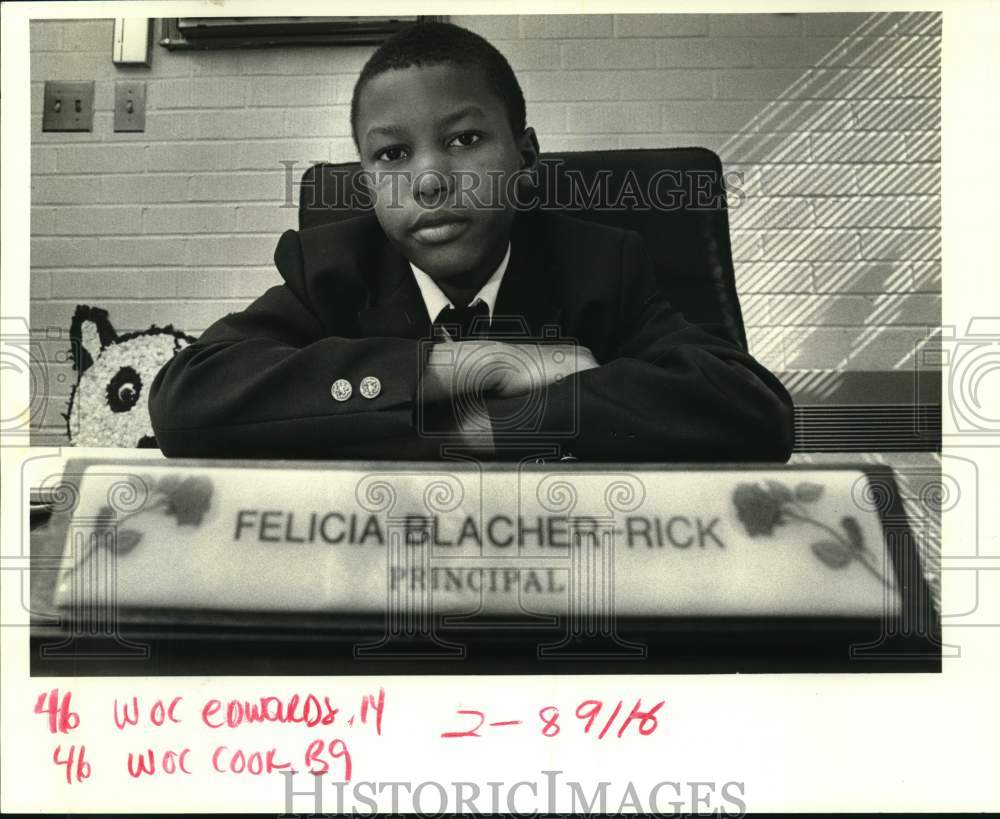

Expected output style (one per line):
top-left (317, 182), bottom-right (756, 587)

top-left (409, 241), bottom-right (511, 323)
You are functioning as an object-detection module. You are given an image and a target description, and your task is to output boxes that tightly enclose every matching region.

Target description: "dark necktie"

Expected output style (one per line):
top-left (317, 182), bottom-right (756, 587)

top-left (434, 300), bottom-right (490, 340)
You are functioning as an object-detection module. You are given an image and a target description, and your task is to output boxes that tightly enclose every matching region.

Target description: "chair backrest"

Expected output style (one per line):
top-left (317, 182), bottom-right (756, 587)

top-left (299, 147), bottom-right (747, 350)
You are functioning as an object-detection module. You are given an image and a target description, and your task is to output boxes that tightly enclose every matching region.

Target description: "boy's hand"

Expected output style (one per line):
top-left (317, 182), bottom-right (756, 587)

top-left (421, 340), bottom-right (599, 403)
top-left (479, 342), bottom-right (599, 399)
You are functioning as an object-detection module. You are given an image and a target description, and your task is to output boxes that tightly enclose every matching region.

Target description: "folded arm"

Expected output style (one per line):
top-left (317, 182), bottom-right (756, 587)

top-left (482, 231), bottom-right (795, 462)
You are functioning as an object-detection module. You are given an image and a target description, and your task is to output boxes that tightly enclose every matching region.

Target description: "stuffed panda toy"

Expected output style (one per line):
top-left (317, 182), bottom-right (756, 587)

top-left (65, 305), bottom-right (194, 449)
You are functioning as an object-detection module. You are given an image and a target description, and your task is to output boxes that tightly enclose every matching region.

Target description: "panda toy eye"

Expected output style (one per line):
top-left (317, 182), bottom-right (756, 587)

top-left (107, 366), bottom-right (142, 413)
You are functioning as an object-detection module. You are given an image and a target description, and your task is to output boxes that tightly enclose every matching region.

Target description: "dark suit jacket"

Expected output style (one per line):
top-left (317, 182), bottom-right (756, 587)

top-left (149, 209), bottom-right (794, 462)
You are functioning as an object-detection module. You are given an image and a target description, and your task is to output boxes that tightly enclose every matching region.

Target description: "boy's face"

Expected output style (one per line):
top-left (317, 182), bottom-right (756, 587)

top-left (355, 63), bottom-right (538, 283)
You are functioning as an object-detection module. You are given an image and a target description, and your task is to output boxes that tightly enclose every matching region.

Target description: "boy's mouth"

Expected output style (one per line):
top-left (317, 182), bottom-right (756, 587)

top-left (410, 213), bottom-right (470, 245)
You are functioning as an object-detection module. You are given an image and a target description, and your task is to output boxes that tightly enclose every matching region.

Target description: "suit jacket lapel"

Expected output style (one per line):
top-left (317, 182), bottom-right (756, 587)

top-left (491, 211), bottom-right (563, 339)
top-left (356, 242), bottom-right (433, 340)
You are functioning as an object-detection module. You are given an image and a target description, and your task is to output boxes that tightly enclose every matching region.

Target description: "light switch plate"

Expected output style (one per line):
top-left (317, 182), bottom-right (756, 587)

top-left (42, 81), bottom-right (95, 132)
top-left (114, 81), bottom-right (146, 132)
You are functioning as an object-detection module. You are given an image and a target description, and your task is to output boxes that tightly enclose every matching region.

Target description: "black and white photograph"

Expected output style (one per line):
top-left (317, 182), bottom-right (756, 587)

top-left (1, 1), bottom-right (995, 815)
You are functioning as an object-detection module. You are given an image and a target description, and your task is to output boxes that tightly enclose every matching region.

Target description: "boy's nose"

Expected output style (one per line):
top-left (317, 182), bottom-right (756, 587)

top-left (414, 168), bottom-right (450, 204)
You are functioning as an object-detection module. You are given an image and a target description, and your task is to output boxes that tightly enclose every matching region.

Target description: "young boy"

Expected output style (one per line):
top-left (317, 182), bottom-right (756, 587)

top-left (149, 22), bottom-right (794, 463)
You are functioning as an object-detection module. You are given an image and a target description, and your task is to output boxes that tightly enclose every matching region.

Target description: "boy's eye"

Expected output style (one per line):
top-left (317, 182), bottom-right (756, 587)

top-left (448, 132), bottom-right (481, 148)
top-left (375, 146), bottom-right (408, 162)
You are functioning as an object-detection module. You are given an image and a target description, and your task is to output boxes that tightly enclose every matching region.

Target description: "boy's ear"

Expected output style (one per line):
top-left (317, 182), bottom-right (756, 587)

top-left (517, 126), bottom-right (541, 177)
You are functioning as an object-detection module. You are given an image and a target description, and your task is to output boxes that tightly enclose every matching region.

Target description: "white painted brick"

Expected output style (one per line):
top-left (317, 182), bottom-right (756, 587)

top-left (656, 38), bottom-right (752, 68)
top-left (745, 326), bottom-right (785, 370)
top-left (710, 14), bottom-right (802, 37)
top-left (751, 37), bottom-right (844, 67)
top-left (562, 39), bottom-right (657, 70)
top-left (31, 207), bottom-right (56, 235)
top-left (88, 237), bottom-right (190, 267)
top-left (198, 109), bottom-right (285, 141)
top-left (493, 40), bottom-right (562, 70)
top-left (853, 98), bottom-right (938, 130)
top-left (814, 195), bottom-right (917, 229)
top-left (902, 130), bottom-right (939, 162)
top-left (185, 235), bottom-right (276, 267)
top-left (826, 36), bottom-right (940, 68)
top-left (618, 133), bottom-right (725, 152)
top-left (812, 261), bottom-right (913, 293)
top-left (31, 51), bottom-right (117, 81)
top-left (783, 327), bottom-right (855, 368)
top-left (54, 205), bottom-right (142, 235)
top-left (800, 68), bottom-right (902, 100)
top-left (144, 205), bottom-right (237, 235)
top-left (809, 131), bottom-right (907, 163)
top-left (453, 16), bottom-right (521, 41)
top-left (871, 292), bottom-right (940, 325)
top-left (31, 146), bottom-right (58, 175)
top-left (766, 294), bottom-right (875, 326)
top-left (152, 78), bottom-right (247, 109)
top-left (730, 229), bottom-right (764, 262)
top-left (189, 51), bottom-right (245, 77)
top-left (284, 108), bottom-right (351, 139)
top-left (31, 271), bottom-right (52, 299)
top-left (739, 295), bottom-right (771, 327)
top-left (526, 103), bottom-right (568, 135)
top-left (750, 100), bottom-right (858, 132)
top-left (32, 82), bottom-right (45, 114)
top-left (715, 68), bottom-right (806, 100)
top-left (854, 163), bottom-right (939, 196)
top-left (737, 261), bottom-right (812, 293)
top-left (802, 13), bottom-right (893, 38)
top-left (568, 103), bottom-right (659, 134)
top-left (60, 19), bottom-right (114, 52)
top-left (30, 21), bottom-right (62, 51)
top-left (897, 68), bottom-right (939, 98)
top-left (523, 71), bottom-right (620, 102)
top-left (541, 135), bottom-right (621, 152)
top-left (740, 196), bottom-right (814, 229)
top-left (50, 269), bottom-right (177, 299)
top-left (859, 228), bottom-right (940, 261)
top-left (721, 131), bottom-right (812, 164)
top-left (619, 69), bottom-right (713, 101)
top-left (56, 144), bottom-right (146, 174)
top-left (847, 326), bottom-right (940, 369)
top-left (519, 15), bottom-right (613, 39)
top-left (33, 237), bottom-right (99, 267)
top-left (615, 14), bottom-right (708, 38)
top-left (895, 12), bottom-right (940, 37)
top-left (234, 205), bottom-right (298, 234)
top-left (661, 101), bottom-right (767, 133)
top-left (763, 228), bottom-right (860, 261)
top-left (237, 140), bottom-right (334, 172)
top-left (188, 171), bottom-right (290, 203)
top-left (175, 267), bottom-right (282, 299)
top-left (248, 76), bottom-right (339, 107)
top-left (762, 164), bottom-right (858, 197)
top-left (146, 143), bottom-right (240, 173)
top-left (908, 196), bottom-right (939, 228)
top-left (911, 261), bottom-right (940, 292)
top-left (102, 174), bottom-right (190, 204)
top-left (249, 46), bottom-right (373, 75)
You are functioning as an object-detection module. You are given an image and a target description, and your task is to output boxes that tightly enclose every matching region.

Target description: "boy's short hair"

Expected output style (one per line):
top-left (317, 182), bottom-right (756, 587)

top-left (350, 21), bottom-right (527, 147)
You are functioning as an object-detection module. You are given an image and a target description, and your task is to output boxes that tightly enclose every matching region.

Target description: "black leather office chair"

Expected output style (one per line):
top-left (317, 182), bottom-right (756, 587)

top-left (298, 148), bottom-right (747, 351)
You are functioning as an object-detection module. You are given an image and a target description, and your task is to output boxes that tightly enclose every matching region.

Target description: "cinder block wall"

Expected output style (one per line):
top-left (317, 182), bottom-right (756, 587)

top-left (30, 12), bottom-right (940, 444)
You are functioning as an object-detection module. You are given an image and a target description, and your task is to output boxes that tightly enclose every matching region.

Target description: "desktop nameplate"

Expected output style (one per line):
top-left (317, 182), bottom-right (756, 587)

top-left (49, 460), bottom-right (901, 618)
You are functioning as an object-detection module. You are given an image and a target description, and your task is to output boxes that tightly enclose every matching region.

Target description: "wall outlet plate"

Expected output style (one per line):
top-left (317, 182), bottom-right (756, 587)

top-left (42, 81), bottom-right (95, 132)
top-left (114, 81), bottom-right (146, 132)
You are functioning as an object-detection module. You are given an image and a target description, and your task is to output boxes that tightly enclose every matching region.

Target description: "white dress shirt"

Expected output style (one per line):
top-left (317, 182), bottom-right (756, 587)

top-left (408, 242), bottom-right (511, 336)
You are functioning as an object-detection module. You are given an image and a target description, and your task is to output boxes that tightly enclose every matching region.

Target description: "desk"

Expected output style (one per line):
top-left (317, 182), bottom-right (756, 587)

top-left (27, 453), bottom-right (941, 676)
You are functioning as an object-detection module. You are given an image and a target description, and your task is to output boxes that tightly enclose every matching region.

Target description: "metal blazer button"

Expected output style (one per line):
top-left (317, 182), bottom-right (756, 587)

top-left (360, 376), bottom-right (381, 399)
top-left (331, 378), bottom-right (352, 402)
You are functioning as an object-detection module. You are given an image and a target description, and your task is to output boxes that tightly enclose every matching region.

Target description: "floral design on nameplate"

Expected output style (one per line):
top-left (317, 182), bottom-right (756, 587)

top-left (70, 475), bottom-right (214, 574)
top-left (731, 479), bottom-right (894, 589)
